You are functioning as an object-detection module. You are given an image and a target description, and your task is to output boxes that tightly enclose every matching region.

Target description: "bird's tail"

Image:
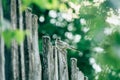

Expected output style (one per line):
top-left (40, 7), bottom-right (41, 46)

top-left (69, 46), bottom-right (83, 56)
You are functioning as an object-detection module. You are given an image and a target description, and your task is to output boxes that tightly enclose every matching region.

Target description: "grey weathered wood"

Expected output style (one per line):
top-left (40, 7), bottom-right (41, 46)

top-left (71, 58), bottom-right (78, 80)
top-left (0, 0), bottom-right (3, 25)
top-left (16, 0), bottom-right (25, 80)
top-left (53, 46), bottom-right (58, 80)
top-left (49, 41), bottom-right (54, 80)
top-left (10, 0), bottom-right (19, 79)
top-left (0, 1), bottom-right (5, 80)
top-left (11, 0), bottom-right (17, 29)
top-left (57, 48), bottom-right (69, 80)
top-left (77, 69), bottom-right (84, 80)
top-left (31, 14), bottom-right (42, 80)
top-left (25, 8), bottom-right (33, 80)
top-left (0, 37), bottom-right (5, 80)
top-left (42, 36), bottom-right (53, 80)
top-left (71, 58), bottom-right (85, 80)
top-left (1, 0), bottom-right (89, 79)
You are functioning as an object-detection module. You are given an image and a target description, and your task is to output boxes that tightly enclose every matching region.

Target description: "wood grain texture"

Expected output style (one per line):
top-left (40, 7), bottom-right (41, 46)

top-left (10, 0), bottom-right (19, 79)
top-left (42, 36), bottom-right (53, 80)
top-left (53, 46), bottom-right (58, 80)
top-left (0, 2), bottom-right (5, 79)
top-left (25, 8), bottom-right (33, 80)
top-left (71, 58), bottom-right (78, 80)
top-left (16, 0), bottom-right (25, 80)
top-left (31, 14), bottom-right (42, 80)
top-left (71, 58), bottom-right (85, 80)
top-left (57, 49), bottom-right (69, 80)
top-left (0, 37), bottom-right (5, 80)
top-left (0, 1), bottom-right (5, 78)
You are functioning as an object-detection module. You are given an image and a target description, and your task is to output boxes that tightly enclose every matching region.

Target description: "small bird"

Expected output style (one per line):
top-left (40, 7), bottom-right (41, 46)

top-left (55, 38), bottom-right (83, 56)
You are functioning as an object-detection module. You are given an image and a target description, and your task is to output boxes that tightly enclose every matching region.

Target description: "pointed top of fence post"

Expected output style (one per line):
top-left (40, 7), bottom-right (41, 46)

top-left (71, 58), bottom-right (77, 65)
top-left (71, 58), bottom-right (77, 62)
top-left (26, 7), bottom-right (32, 12)
top-left (42, 36), bottom-right (50, 40)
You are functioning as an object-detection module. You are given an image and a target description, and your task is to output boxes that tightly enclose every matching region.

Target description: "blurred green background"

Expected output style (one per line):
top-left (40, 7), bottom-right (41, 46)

top-left (1, 0), bottom-right (120, 80)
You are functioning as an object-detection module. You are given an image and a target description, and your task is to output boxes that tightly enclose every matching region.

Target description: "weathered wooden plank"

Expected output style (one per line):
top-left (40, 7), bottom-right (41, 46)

top-left (11, 0), bottom-right (17, 29)
top-left (71, 58), bottom-right (85, 80)
top-left (0, 1), bottom-right (5, 79)
top-left (53, 46), bottom-right (58, 80)
top-left (24, 8), bottom-right (33, 80)
top-left (31, 14), bottom-right (42, 80)
top-left (71, 58), bottom-right (78, 80)
top-left (42, 36), bottom-right (53, 80)
top-left (0, 0), bottom-right (3, 24)
top-left (57, 48), bottom-right (69, 80)
top-left (77, 69), bottom-right (84, 80)
top-left (10, 0), bottom-right (19, 79)
top-left (49, 41), bottom-right (54, 80)
top-left (0, 37), bottom-right (5, 80)
top-left (16, 0), bottom-right (25, 80)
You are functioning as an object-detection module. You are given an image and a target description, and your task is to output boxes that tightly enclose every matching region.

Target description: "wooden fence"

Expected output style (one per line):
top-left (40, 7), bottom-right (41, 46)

top-left (0, 0), bottom-right (88, 80)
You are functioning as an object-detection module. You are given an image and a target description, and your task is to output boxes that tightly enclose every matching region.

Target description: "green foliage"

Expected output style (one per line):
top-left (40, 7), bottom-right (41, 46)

top-left (0, 19), bottom-right (28, 47)
top-left (96, 65), bottom-right (120, 80)
top-left (2, 29), bottom-right (27, 47)
top-left (22, 0), bottom-right (61, 10)
top-left (27, 0), bottom-right (120, 79)
top-left (2, 0), bottom-right (120, 79)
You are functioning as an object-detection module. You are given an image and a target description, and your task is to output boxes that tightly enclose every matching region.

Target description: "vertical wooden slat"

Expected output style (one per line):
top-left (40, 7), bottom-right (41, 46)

top-left (49, 41), bottom-right (54, 80)
top-left (71, 58), bottom-right (85, 80)
top-left (0, 0), bottom-right (5, 80)
top-left (77, 70), bottom-right (84, 80)
top-left (24, 8), bottom-right (32, 80)
top-left (10, 0), bottom-right (19, 79)
top-left (31, 14), bottom-right (42, 80)
top-left (0, 37), bottom-right (5, 80)
top-left (53, 46), bottom-right (58, 80)
top-left (15, 0), bottom-right (25, 79)
top-left (0, 0), bottom-right (3, 23)
top-left (16, 0), bottom-right (25, 80)
top-left (11, 0), bottom-right (17, 29)
top-left (42, 36), bottom-right (53, 80)
top-left (71, 58), bottom-right (78, 80)
top-left (57, 49), bottom-right (69, 80)
top-left (42, 36), bottom-right (50, 80)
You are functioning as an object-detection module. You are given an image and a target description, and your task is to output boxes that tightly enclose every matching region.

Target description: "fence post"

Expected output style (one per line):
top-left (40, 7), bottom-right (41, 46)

top-left (71, 58), bottom-right (78, 80)
top-left (0, 0), bottom-right (3, 23)
top-left (77, 69), bottom-right (84, 80)
top-left (71, 58), bottom-right (84, 80)
top-left (24, 8), bottom-right (33, 80)
top-left (53, 46), bottom-right (58, 80)
top-left (0, 0), bottom-right (5, 80)
top-left (42, 36), bottom-right (53, 80)
top-left (10, 0), bottom-right (19, 79)
top-left (0, 37), bottom-right (5, 80)
top-left (16, 0), bottom-right (26, 80)
top-left (31, 14), bottom-right (42, 80)
top-left (57, 45), bottom-right (69, 80)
